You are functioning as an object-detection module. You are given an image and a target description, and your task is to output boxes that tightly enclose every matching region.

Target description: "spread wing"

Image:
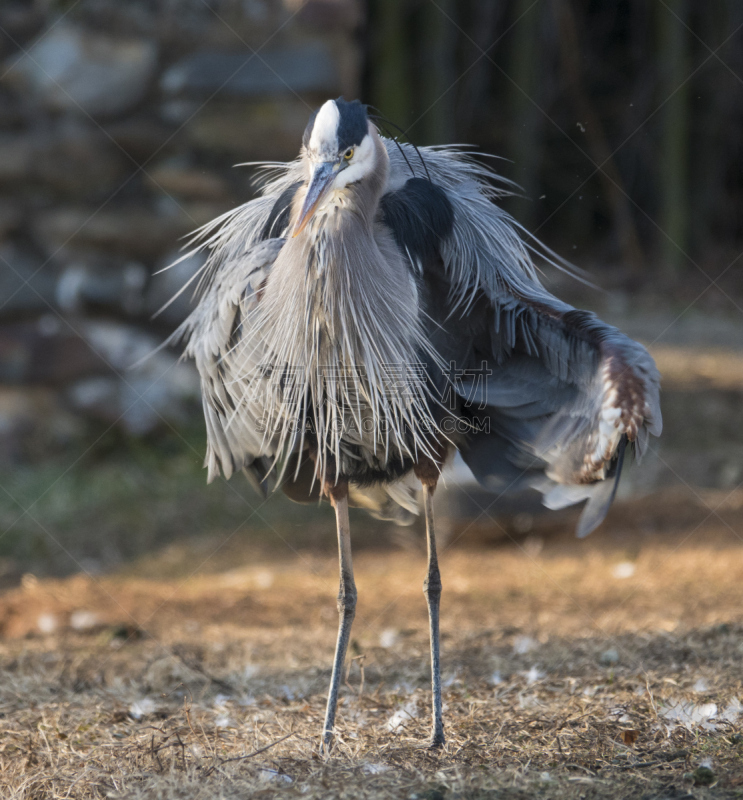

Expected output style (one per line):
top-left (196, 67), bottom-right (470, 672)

top-left (379, 143), bottom-right (662, 537)
top-left (454, 295), bottom-right (661, 537)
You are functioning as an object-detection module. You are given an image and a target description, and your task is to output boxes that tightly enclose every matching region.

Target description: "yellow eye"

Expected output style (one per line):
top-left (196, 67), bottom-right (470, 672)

top-left (344, 148), bottom-right (354, 160)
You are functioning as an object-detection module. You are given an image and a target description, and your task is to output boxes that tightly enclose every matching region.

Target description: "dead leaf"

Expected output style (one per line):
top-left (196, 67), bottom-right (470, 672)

top-left (621, 729), bottom-right (639, 746)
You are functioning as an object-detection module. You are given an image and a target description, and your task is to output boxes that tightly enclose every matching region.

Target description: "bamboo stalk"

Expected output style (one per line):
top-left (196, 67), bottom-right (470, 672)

top-left (659, 0), bottom-right (690, 279)
top-left (417, 0), bottom-right (456, 144)
top-left (553, 0), bottom-right (645, 278)
top-left (370, 0), bottom-right (413, 131)
top-left (507, 0), bottom-right (544, 228)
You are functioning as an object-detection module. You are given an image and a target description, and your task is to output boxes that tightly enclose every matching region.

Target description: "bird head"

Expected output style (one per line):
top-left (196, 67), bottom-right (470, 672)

top-left (293, 98), bottom-right (376, 236)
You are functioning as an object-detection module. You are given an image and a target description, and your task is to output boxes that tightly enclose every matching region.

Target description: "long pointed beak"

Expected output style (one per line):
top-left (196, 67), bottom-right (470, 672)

top-left (292, 162), bottom-right (337, 237)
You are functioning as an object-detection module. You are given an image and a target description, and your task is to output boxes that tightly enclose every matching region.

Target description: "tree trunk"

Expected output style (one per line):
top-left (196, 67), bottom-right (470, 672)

top-left (370, 0), bottom-right (413, 130)
top-left (507, 0), bottom-right (544, 229)
top-left (416, 0), bottom-right (456, 145)
top-left (553, 0), bottom-right (645, 280)
top-left (658, 0), bottom-right (690, 279)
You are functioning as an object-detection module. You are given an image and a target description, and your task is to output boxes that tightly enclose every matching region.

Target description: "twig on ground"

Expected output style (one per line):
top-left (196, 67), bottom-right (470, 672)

top-left (202, 731), bottom-right (296, 777)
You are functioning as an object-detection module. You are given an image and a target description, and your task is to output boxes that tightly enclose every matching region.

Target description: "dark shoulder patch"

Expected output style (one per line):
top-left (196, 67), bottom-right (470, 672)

top-left (260, 181), bottom-right (302, 240)
top-left (335, 98), bottom-right (368, 149)
top-left (379, 178), bottom-right (454, 265)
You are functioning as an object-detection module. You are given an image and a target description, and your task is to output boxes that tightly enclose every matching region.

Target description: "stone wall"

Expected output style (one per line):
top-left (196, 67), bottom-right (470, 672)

top-left (0, 0), bottom-right (362, 456)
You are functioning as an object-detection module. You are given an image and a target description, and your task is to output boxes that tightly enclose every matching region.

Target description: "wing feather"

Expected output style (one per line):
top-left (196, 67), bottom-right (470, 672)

top-left (173, 236), bottom-right (285, 485)
top-left (378, 144), bottom-right (662, 535)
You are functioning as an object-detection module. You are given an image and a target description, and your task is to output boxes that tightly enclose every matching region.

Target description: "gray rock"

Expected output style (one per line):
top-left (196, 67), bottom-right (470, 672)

top-left (104, 117), bottom-right (177, 162)
top-left (0, 247), bottom-right (57, 319)
top-left (147, 161), bottom-right (230, 201)
top-left (0, 118), bottom-right (128, 200)
top-left (0, 130), bottom-right (124, 199)
top-left (599, 648), bottom-right (620, 666)
top-left (0, 136), bottom-right (34, 184)
top-left (56, 262), bottom-right (148, 316)
top-left (161, 42), bottom-right (337, 98)
top-left (0, 123), bottom-right (126, 198)
top-left (185, 98), bottom-right (309, 159)
top-left (0, 317), bottom-right (104, 384)
top-left (0, 4), bottom-right (44, 43)
top-left (294, 0), bottom-right (364, 32)
top-left (34, 205), bottom-right (194, 262)
top-left (0, 201), bottom-right (23, 239)
top-left (67, 321), bottom-right (200, 435)
top-left (76, 320), bottom-right (159, 374)
top-left (3, 24), bottom-right (158, 117)
top-left (34, 122), bottom-right (127, 198)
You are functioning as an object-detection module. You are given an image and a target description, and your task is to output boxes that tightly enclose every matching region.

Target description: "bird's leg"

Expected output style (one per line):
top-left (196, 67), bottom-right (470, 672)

top-left (415, 458), bottom-right (445, 748)
top-left (321, 477), bottom-right (357, 754)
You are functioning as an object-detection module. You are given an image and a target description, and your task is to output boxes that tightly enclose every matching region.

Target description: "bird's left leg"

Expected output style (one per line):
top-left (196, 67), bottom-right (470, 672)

top-left (415, 456), bottom-right (445, 748)
top-left (321, 477), bottom-right (357, 754)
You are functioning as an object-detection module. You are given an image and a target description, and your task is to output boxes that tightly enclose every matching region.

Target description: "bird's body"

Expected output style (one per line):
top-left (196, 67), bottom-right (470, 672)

top-left (175, 98), bottom-right (661, 749)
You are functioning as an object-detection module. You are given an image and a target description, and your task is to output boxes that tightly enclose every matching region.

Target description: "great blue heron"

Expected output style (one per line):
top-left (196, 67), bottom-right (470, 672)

top-left (173, 98), bottom-right (661, 751)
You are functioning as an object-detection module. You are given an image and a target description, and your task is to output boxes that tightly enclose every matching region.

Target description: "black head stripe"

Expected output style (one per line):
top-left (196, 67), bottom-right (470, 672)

top-left (334, 97), bottom-right (368, 150)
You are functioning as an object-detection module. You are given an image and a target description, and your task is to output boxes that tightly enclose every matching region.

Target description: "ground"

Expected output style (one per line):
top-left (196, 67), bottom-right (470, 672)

top-left (1, 326), bottom-right (742, 798)
top-left (2, 487), bottom-right (743, 799)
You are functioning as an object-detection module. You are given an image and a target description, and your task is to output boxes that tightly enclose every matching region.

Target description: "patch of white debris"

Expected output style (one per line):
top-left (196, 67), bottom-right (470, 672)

top-left (524, 665), bottom-right (545, 685)
top-left (518, 693), bottom-right (542, 710)
top-left (37, 612), bottom-right (58, 634)
top-left (386, 699), bottom-right (418, 732)
top-left (129, 697), bottom-right (156, 720)
top-left (513, 635), bottom-right (538, 655)
top-left (258, 768), bottom-right (292, 784)
top-left (363, 762), bottom-right (390, 774)
top-left (611, 561), bottom-right (636, 579)
top-left (379, 628), bottom-right (399, 648)
top-left (242, 663), bottom-right (260, 680)
top-left (659, 698), bottom-right (742, 731)
top-left (70, 610), bottom-right (101, 630)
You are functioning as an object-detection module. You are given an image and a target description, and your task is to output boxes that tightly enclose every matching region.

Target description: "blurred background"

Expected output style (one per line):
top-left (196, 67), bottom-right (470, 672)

top-left (0, 0), bottom-right (742, 584)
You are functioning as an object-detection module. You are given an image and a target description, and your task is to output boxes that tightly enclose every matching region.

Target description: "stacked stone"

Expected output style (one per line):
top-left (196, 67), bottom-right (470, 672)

top-left (0, 0), bottom-right (361, 458)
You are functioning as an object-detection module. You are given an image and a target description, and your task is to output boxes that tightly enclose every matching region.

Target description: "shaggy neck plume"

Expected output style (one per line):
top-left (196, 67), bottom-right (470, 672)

top-left (241, 136), bottom-right (441, 479)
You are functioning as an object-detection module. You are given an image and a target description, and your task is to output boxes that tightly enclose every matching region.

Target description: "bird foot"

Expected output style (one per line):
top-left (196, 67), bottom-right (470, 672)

top-left (428, 731), bottom-right (445, 750)
top-left (319, 732), bottom-right (334, 757)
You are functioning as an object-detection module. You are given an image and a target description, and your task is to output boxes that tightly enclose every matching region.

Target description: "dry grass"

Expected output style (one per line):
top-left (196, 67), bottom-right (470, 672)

top-left (2, 494), bottom-right (743, 798)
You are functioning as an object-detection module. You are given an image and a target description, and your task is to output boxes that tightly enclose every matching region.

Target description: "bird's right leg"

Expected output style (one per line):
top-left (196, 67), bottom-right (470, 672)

top-left (321, 478), bottom-right (357, 754)
top-left (415, 457), bottom-right (445, 748)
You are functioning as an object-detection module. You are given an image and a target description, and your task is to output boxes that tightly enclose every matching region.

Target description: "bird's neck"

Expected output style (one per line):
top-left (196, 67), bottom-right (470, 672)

top-left (252, 140), bottom-right (442, 472)
top-left (293, 136), bottom-right (389, 251)
top-left (261, 156), bottom-right (422, 368)
top-left (261, 134), bottom-right (421, 367)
